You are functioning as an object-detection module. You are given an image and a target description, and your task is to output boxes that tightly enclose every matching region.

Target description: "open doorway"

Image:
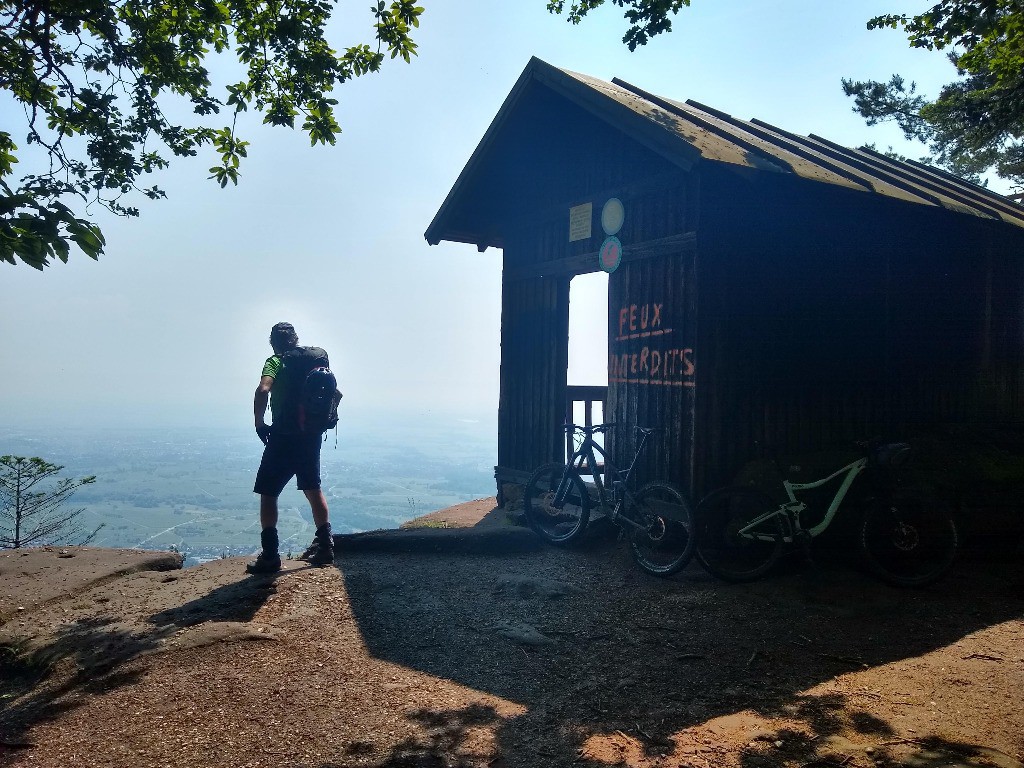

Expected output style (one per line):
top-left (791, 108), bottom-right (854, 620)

top-left (567, 272), bottom-right (609, 458)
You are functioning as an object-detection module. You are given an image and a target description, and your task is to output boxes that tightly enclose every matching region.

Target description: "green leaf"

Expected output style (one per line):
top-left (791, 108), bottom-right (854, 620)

top-left (2, 0), bottom-right (427, 266)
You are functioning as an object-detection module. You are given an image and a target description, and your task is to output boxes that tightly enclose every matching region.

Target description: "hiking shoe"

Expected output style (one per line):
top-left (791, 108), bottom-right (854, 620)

top-left (297, 537), bottom-right (335, 566)
top-left (246, 552), bottom-right (282, 574)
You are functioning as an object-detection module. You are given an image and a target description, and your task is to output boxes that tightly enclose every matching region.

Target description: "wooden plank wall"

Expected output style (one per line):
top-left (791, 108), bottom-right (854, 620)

top-left (497, 271), bottom-right (570, 474)
top-left (493, 83), bottom-right (694, 484)
top-left (692, 169), bottom-right (1024, 494)
top-left (605, 179), bottom-right (700, 494)
top-left (607, 250), bottom-right (697, 493)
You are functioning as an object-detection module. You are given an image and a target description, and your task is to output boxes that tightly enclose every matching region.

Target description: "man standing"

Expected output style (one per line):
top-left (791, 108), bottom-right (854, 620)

top-left (248, 322), bottom-right (335, 574)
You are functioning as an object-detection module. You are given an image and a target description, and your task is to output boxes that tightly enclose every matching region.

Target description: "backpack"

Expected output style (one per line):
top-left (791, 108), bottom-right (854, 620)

top-left (275, 347), bottom-right (342, 434)
top-left (301, 366), bottom-right (342, 433)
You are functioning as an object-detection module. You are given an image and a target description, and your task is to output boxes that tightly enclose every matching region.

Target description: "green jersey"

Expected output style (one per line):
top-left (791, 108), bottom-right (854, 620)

top-left (262, 355), bottom-right (284, 424)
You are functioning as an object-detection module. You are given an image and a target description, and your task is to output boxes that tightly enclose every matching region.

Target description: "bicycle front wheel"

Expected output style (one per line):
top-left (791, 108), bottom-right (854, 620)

top-left (695, 486), bottom-right (785, 583)
top-left (628, 483), bottom-right (696, 577)
top-left (523, 462), bottom-right (591, 545)
top-left (859, 495), bottom-right (958, 587)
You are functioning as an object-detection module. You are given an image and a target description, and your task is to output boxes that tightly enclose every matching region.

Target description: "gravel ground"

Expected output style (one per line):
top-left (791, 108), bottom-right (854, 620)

top-left (1, 500), bottom-right (1022, 768)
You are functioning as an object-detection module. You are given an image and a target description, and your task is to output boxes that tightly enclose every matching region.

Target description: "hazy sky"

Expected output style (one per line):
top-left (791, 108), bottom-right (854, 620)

top-left (1, 1), bottom-right (972, 432)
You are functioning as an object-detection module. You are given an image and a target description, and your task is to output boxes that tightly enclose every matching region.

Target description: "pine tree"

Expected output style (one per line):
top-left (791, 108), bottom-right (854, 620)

top-left (0, 456), bottom-right (101, 549)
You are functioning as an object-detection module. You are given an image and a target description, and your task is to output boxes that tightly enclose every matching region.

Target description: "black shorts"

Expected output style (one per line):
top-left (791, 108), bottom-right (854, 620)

top-left (253, 430), bottom-right (323, 496)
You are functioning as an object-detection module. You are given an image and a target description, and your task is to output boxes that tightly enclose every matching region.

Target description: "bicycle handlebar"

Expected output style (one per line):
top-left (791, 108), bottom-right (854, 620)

top-left (564, 422), bottom-right (663, 436)
top-left (564, 422), bottom-right (616, 435)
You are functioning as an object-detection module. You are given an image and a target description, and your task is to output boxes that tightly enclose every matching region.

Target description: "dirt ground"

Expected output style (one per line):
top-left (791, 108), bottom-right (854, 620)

top-left (1, 498), bottom-right (1022, 768)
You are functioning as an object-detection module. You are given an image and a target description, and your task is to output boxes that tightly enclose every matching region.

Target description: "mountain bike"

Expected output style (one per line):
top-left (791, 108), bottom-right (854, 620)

top-left (694, 440), bottom-right (959, 587)
top-left (523, 423), bottom-right (696, 577)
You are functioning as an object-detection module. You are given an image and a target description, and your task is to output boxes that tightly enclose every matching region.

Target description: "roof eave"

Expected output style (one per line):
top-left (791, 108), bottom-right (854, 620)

top-left (424, 57), bottom-right (701, 248)
top-left (424, 58), bottom-right (544, 248)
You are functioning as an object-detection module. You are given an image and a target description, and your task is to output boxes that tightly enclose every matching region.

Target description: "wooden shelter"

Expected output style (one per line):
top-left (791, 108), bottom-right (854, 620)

top-left (425, 57), bottom-right (1024, 501)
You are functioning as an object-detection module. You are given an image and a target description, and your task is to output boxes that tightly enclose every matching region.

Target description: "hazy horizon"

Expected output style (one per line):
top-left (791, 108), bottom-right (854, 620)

top-left (5, 416), bottom-right (499, 564)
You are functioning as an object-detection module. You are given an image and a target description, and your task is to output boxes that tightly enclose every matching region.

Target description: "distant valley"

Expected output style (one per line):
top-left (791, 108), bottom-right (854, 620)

top-left (4, 417), bottom-right (497, 566)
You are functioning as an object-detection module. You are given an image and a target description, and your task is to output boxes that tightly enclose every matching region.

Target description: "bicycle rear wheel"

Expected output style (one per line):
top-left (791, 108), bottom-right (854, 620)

top-left (695, 486), bottom-right (785, 582)
top-left (628, 482), bottom-right (696, 577)
top-left (523, 462), bottom-right (591, 545)
top-left (859, 495), bottom-right (958, 587)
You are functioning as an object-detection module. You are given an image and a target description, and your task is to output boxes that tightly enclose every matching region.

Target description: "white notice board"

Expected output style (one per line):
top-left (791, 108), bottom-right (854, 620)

top-left (568, 203), bottom-right (593, 242)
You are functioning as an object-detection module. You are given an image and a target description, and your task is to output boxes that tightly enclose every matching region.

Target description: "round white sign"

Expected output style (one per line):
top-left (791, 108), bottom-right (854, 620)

top-left (601, 197), bottom-right (625, 236)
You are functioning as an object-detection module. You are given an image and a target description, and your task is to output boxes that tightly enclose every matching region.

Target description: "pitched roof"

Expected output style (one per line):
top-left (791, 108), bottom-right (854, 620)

top-left (425, 57), bottom-right (1024, 247)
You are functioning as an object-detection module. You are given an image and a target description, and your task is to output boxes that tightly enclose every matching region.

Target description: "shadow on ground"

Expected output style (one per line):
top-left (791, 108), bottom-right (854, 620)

top-left (336, 520), bottom-right (1024, 767)
top-left (1, 520), bottom-right (1020, 767)
top-left (0, 569), bottom-right (280, 748)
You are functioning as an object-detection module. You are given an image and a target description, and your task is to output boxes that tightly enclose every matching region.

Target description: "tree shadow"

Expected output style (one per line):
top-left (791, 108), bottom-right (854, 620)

top-left (0, 619), bottom-right (151, 748)
top-left (0, 570), bottom-right (282, 748)
top-left (308, 703), bottom-right (506, 768)
top-left (337, 524), bottom-right (1023, 767)
top-left (733, 700), bottom-right (1014, 768)
top-left (374, 704), bottom-right (501, 768)
top-left (301, 695), bottom-right (1017, 768)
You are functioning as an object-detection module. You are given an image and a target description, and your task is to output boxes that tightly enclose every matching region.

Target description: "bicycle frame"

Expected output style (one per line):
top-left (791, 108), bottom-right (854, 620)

top-left (739, 456), bottom-right (868, 543)
top-left (557, 426), bottom-right (653, 524)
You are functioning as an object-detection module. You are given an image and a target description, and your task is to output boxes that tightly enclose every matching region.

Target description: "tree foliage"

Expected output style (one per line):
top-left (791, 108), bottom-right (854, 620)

top-left (0, 455), bottom-right (100, 548)
top-left (842, 1), bottom-right (1024, 188)
top-left (0, 0), bottom-right (423, 269)
top-left (8, 1), bottom-right (1018, 271)
top-left (546, 0), bottom-right (691, 50)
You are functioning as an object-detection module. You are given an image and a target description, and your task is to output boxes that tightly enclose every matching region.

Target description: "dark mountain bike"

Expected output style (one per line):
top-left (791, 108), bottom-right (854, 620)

top-left (523, 423), bottom-right (696, 577)
top-left (695, 440), bottom-right (959, 587)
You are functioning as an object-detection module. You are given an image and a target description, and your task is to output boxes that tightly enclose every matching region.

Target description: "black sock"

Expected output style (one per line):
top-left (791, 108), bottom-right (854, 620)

top-left (261, 527), bottom-right (279, 556)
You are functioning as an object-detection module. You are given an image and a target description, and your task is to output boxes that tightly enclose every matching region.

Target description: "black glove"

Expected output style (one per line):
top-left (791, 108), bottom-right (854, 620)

top-left (256, 424), bottom-right (272, 445)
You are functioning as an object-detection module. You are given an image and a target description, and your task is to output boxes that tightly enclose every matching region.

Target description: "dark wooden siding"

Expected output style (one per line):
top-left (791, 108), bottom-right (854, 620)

top-left (464, 82), bottom-right (688, 239)
top-left (606, 249), bottom-right (698, 492)
top-left (605, 177), bottom-right (700, 494)
top-left (497, 271), bottom-right (570, 474)
top-left (693, 167), bottom-right (1024, 494)
top-left (484, 79), bottom-right (1024, 500)
top-left (494, 83), bottom-right (690, 482)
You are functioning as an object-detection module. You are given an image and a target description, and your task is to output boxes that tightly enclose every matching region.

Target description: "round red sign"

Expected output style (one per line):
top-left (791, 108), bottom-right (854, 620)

top-left (599, 236), bottom-right (622, 273)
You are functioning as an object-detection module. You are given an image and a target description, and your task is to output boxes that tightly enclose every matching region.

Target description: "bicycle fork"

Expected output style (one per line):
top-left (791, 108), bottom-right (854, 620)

top-left (552, 474), bottom-right (573, 507)
top-left (553, 457), bottom-right (587, 508)
top-left (554, 449), bottom-right (597, 509)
